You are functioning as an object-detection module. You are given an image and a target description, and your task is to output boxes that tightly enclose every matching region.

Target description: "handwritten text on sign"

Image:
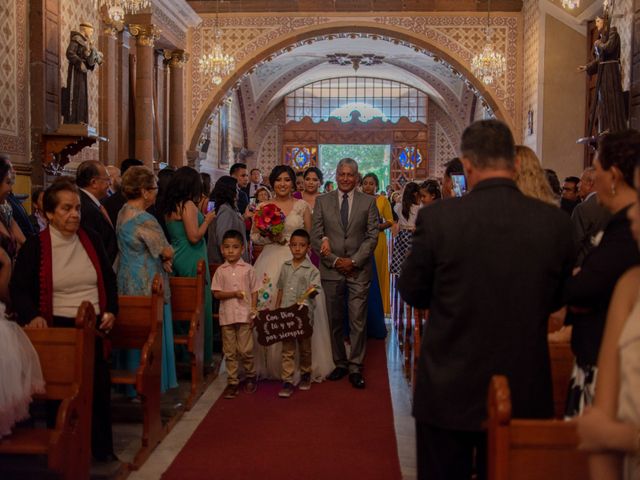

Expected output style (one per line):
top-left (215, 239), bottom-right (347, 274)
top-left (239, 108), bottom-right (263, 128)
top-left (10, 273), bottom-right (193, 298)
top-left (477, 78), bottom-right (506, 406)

top-left (254, 304), bottom-right (313, 346)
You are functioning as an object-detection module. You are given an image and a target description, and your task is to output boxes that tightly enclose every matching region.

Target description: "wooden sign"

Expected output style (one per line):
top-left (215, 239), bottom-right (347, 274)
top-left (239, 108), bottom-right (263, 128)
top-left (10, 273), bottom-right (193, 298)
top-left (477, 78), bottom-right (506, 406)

top-left (254, 304), bottom-right (313, 346)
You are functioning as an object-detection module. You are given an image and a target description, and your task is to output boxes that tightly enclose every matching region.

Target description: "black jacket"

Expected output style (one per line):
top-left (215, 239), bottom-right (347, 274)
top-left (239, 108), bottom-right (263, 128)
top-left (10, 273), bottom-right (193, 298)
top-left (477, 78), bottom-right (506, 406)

top-left (10, 227), bottom-right (118, 325)
top-left (101, 190), bottom-right (125, 228)
top-left (80, 190), bottom-right (118, 264)
top-left (399, 178), bottom-right (575, 430)
top-left (565, 205), bottom-right (640, 366)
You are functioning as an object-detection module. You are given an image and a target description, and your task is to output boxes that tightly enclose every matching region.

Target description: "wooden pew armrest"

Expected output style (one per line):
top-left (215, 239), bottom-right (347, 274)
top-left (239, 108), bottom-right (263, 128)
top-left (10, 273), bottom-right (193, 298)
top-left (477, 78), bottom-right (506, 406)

top-left (136, 331), bottom-right (162, 392)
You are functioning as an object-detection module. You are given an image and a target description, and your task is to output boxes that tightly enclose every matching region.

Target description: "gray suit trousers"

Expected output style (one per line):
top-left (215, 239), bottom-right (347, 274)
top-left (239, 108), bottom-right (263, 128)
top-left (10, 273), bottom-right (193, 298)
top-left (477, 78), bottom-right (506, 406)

top-left (322, 275), bottom-right (370, 372)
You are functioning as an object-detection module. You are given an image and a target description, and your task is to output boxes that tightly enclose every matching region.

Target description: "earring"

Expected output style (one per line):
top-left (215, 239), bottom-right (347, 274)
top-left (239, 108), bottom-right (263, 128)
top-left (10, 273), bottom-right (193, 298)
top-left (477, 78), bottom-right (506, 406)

top-left (611, 183), bottom-right (617, 196)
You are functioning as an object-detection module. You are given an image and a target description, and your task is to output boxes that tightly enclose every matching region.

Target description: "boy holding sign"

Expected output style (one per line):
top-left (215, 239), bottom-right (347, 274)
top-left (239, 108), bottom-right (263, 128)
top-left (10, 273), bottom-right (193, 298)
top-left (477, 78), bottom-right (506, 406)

top-left (275, 229), bottom-right (321, 398)
top-left (212, 230), bottom-right (259, 399)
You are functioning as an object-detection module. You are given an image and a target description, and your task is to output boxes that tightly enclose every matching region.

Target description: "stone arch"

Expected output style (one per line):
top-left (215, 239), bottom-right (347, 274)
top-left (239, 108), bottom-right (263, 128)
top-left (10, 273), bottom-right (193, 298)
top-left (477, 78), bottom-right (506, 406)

top-left (188, 20), bottom-right (519, 153)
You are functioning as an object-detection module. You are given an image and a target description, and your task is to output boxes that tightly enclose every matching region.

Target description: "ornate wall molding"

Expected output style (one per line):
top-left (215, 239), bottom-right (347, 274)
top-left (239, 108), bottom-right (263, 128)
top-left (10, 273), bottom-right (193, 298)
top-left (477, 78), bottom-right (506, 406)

top-left (188, 12), bottom-right (523, 151)
top-left (130, 24), bottom-right (161, 46)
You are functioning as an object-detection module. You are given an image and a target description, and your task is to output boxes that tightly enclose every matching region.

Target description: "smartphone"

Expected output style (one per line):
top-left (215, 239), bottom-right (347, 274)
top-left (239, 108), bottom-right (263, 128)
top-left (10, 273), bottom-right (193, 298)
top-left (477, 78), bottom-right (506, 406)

top-left (451, 174), bottom-right (467, 197)
top-left (206, 201), bottom-right (215, 213)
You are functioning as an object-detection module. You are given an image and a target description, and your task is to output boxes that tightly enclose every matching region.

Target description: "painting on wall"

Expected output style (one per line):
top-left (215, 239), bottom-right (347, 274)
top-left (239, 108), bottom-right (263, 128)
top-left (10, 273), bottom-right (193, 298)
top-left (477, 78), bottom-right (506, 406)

top-left (218, 103), bottom-right (229, 168)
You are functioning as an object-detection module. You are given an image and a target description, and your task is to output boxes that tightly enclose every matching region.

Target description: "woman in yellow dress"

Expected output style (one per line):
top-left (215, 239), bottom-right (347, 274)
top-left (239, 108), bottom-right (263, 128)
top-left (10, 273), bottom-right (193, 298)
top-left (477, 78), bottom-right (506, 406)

top-left (362, 173), bottom-right (394, 315)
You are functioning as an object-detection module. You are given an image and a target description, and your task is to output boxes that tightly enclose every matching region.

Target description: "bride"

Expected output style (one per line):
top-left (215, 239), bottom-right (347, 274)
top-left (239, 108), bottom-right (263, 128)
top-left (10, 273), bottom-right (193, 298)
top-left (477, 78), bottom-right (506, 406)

top-left (251, 165), bottom-right (334, 382)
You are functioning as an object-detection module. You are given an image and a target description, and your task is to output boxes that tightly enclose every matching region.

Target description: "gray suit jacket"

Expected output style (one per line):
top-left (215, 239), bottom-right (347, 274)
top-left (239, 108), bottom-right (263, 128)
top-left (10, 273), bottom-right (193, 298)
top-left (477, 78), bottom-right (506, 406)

top-left (311, 190), bottom-right (379, 281)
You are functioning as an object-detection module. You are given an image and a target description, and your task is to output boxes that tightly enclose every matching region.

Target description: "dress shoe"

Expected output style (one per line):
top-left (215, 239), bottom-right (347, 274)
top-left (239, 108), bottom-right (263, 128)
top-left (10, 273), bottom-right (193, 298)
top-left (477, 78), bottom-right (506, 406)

top-left (327, 367), bottom-right (349, 381)
top-left (349, 372), bottom-right (366, 389)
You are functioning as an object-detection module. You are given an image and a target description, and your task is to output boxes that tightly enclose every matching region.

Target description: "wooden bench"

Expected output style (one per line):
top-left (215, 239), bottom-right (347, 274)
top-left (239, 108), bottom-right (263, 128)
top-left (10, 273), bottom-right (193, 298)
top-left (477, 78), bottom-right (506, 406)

top-left (0, 301), bottom-right (96, 480)
top-left (170, 259), bottom-right (205, 409)
top-left (549, 341), bottom-right (574, 419)
top-left (487, 375), bottom-right (588, 480)
top-left (110, 274), bottom-right (164, 468)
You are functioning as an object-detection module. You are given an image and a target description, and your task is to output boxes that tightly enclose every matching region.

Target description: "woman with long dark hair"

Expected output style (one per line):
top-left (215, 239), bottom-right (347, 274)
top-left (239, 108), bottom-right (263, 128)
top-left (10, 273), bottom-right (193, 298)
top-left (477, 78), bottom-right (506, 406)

top-left (390, 182), bottom-right (420, 277)
top-left (207, 176), bottom-right (248, 264)
top-left (164, 167), bottom-right (216, 366)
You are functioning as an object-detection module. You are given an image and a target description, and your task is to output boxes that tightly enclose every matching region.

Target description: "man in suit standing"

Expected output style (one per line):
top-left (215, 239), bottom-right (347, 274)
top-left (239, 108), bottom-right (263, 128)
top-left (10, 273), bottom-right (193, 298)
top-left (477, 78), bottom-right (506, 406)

top-left (245, 168), bottom-right (266, 199)
top-left (101, 158), bottom-right (143, 226)
top-left (572, 166), bottom-right (611, 266)
top-left (311, 158), bottom-right (378, 389)
top-left (398, 120), bottom-right (575, 480)
top-left (76, 160), bottom-right (118, 264)
top-left (230, 162), bottom-right (250, 215)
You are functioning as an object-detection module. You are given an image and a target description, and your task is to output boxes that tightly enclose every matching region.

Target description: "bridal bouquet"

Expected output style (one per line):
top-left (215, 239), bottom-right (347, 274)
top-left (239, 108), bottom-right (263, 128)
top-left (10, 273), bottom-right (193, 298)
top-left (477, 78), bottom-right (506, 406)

top-left (253, 203), bottom-right (286, 238)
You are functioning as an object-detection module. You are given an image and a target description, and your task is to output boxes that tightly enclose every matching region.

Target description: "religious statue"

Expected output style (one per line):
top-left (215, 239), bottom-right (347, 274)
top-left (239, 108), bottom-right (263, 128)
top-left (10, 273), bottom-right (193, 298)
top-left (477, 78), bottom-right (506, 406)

top-left (578, 6), bottom-right (627, 136)
top-left (61, 22), bottom-right (103, 125)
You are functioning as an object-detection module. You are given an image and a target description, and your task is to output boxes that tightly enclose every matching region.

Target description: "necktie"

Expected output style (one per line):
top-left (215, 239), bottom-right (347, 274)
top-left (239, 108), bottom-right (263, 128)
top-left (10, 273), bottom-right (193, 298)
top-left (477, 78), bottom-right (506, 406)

top-left (99, 205), bottom-right (114, 229)
top-left (340, 192), bottom-right (349, 229)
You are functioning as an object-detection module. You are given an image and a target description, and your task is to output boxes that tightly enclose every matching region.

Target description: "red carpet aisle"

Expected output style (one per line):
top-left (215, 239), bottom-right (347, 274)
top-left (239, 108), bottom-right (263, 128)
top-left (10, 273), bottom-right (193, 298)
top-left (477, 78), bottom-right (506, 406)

top-left (162, 340), bottom-right (402, 480)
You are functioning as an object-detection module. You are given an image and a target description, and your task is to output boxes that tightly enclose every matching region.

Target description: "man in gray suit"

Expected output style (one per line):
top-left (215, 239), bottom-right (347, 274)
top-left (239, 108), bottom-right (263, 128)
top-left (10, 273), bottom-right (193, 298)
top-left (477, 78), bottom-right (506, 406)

top-left (311, 158), bottom-right (378, 389)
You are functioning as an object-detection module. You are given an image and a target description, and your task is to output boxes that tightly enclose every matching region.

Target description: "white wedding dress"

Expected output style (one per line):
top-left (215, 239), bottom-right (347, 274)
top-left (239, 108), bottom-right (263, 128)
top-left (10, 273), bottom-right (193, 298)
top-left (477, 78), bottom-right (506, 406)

top-left (0, 303), bottom-right (45, 438)
top-left (252, 199), bottom-right (335, 382)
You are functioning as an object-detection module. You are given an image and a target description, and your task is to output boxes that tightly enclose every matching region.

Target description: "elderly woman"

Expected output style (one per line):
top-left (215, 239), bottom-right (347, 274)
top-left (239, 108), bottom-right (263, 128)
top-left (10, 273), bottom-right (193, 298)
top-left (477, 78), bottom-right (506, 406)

top-left (116, 166), bottom-right (177, 393)
top-left (207, 176), bottom-right (248, 265)
top-left (564, 131), bottom-right (640, 418)
top-left (10, 180), bottom-right (118, 462)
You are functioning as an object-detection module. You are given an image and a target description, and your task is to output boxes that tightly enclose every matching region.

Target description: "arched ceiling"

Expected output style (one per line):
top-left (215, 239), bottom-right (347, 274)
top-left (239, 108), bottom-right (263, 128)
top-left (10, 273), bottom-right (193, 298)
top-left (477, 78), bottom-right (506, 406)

top-left (240, 37), bottom-right (478, 132)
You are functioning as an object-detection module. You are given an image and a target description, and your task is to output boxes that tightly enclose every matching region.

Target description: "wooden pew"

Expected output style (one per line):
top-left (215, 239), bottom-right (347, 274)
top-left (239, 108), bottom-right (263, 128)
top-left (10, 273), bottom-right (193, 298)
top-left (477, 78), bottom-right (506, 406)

top-left (110, 275), bottom-right (164, 468)
top-left (549, 341), bottom-right (574, 419)
top-left (0, 302), bottom-right (96, 480)
top-left (487, 375), bottom-right (588, 480)
top-left (170, 259), bottom-right (205, 409)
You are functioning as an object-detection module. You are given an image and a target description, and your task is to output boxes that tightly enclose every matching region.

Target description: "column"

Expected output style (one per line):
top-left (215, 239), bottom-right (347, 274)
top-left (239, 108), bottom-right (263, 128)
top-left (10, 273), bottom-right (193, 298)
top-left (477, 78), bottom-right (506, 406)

top-left (99, 18), bottom-right (122, 166)
top-left (167, 50), bottom-right (189, 168)
top-left (129, 24), bottom-right (160, 168)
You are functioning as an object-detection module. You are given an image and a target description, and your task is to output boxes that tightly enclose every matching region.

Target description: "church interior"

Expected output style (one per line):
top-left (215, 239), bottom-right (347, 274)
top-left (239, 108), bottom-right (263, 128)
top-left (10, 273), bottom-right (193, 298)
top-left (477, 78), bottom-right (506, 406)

top-left (1, 0), bottom-right (639, 479)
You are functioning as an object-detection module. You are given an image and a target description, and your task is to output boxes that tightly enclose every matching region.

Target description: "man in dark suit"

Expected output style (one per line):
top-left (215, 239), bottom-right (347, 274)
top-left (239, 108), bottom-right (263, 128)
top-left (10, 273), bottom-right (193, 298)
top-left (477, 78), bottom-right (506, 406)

top-left (101, 158), bottom-right (143, 227)
top-left (76, 160), bottom-right (118, 264)
top-left (230, 162), bottom-right (250, 215)
top-left (572, 166), bottom-right (611, 266)
top-left (244, 168), bottom-right (267, 199)
top-left (398, 120), bottom-right (575, 480)
top-left (560, 175), bottom-right (581, 215)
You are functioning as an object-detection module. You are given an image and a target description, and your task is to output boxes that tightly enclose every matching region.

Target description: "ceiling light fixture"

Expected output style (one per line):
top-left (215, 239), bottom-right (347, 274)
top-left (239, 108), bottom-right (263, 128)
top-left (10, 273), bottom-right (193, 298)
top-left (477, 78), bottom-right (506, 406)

top-left (471, 0), bottom-right (506, 85)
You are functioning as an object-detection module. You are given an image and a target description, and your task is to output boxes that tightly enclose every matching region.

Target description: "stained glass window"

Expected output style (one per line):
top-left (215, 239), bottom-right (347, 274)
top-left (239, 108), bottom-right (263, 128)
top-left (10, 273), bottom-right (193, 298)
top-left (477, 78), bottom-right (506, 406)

top-left (285, 77), bottom-right (427, 123)
top-left (398, 147), bottom-right (423, 170)
top-left (285, 147), bottom-right (317, 170)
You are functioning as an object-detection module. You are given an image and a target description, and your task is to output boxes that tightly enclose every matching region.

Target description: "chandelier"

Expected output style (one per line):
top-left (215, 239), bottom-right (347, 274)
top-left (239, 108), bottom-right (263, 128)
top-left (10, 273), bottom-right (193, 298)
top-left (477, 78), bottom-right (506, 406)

top-left (561, 0), bottom-right (580, 9)
top-left (101, 0), bottom-right (151, 22)
top-left (471, 0), bottom-right (506, 86)
top-left (198, 1), bottom-right (235, 85)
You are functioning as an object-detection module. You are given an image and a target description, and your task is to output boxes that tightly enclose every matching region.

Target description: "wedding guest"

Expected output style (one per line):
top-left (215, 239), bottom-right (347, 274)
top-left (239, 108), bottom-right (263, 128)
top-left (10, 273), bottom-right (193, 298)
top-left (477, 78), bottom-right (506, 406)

top-left (298, 167), bottom-right (323, 210)
top-left (561, 176), bottom-right (581, 215)
top-left (246, 168), bottom-right (266, 198)
top-left (572, 166), bottom-right (611, 266)
top-left (10, 180), bottom-right (118, 462)
top-left (255, 186), bottom-right (272, 204)
top-left (149, 166), bottom-right (175, 242)
top-left (199, 172), bottom-right (212, 215)
top-left (545, 168), bottom-right (562, 201)
top-left (419, 180), bottom-right (442, 206)
top-left (0, 155), bottom-right (26, 262)
top-left (212, 229), bottom-right (258, 399)
top-left (76, 160), bottom-right (118, 264)
top-left (29, 187), bottom-right (47, 232)
top-left (323, 181), bottom-right (335, 193)
top-left (362, 173), bottom-right (393, 316)
top-left (399, 119), bottom-right (574, 480)
top-left (230, 163), bottom-right (250, 216)
top-left (164, 167), bottom-right (216, 367)
top-left (275, 229), bottom-right (321, 397)
top-left (442, 157), bottom-right (463, 199)
top-left (207, 176), bottom-right (248, 264)
top-left (0, 245), bottom-right (44, 438)
top-left (102, 158), bottom-right (143, 227)
top-left (295, 171), bottom-right (305, 193)
top-left (116, 166), bottom-right (178, 394)
top-left (390, 182), bottom-right (420, 278)
top-left (514, 145), bottom-right (557, 205)
top-left (577, 158), bottom-right (640, 478)
top-left (106, 165), bottom-right (121, 197)
top-left (564, 130), bottom-right (640, 418)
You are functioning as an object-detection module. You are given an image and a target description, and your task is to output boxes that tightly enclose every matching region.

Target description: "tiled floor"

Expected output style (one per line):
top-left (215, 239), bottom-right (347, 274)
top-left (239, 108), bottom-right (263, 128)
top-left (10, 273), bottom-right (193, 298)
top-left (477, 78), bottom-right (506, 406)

top-left (129, 326), bottom-right (417, 480)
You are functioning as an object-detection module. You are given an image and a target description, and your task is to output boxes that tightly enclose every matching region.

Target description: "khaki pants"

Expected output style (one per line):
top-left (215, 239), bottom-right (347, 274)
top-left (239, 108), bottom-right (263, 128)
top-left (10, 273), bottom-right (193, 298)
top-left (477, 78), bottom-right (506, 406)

top-left (281, 336), bottom-right (312, 383)
top-left (221, 323), bottom-right (255, 385)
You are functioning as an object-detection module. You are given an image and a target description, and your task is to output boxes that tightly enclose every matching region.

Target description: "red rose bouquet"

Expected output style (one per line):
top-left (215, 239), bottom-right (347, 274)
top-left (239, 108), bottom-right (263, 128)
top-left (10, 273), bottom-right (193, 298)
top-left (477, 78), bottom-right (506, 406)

top-left (253, 203), bottom-right (286, 238)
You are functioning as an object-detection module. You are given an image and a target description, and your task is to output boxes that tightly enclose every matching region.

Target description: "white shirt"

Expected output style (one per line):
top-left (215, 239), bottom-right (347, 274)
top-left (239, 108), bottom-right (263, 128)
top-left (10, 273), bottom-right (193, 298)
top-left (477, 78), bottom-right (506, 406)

top-left (50, 226), bottom-right (100, 317)
top-left (249, 183), bottom-right (261, 197)
top-left (338, 188), bottom-right (355, 222)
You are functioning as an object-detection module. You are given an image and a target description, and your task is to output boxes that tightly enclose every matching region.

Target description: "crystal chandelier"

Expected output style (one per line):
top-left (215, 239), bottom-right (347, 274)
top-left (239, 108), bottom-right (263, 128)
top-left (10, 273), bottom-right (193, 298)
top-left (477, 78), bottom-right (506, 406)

top-left (561, 0), bottom-right (580, 9)
top-left (101, 0), bottom-right (151, 22)
top-left (471, 0), bottom-right (506, 86)
top-left (198, 1), bottom-right (235, 85)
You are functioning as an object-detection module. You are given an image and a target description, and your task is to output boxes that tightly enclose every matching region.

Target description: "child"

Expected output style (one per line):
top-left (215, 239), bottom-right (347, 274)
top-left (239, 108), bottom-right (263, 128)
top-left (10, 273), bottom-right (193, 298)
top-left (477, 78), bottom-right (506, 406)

top-left (275, 229), bottom-right (321, 398)
top-left (419, 179), bottom-right (442, 206)
top-left (211, 229), bottom-right (259, 399)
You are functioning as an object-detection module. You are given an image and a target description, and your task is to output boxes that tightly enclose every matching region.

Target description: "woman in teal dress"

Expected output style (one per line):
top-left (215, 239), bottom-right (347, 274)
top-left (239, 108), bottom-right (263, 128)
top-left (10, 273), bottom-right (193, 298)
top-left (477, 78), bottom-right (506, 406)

top-left (163, 167), bottom-right (216, 366)
top-left (116, 166), bottom-right (178, 393)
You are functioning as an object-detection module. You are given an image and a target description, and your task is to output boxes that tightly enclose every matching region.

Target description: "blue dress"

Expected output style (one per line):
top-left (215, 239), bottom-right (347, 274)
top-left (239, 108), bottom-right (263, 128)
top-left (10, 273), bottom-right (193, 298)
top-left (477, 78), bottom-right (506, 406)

top-left (116, 205), bottom-right (178, 393)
